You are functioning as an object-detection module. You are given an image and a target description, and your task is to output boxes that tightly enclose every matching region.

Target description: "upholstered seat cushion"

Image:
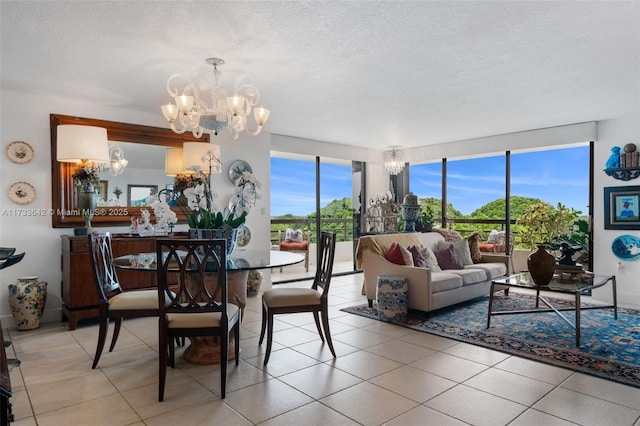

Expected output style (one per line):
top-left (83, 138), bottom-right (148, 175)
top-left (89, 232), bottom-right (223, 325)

top-left (167, 304), bottom-right (240, 328)
top-left (280, 241), bottom-right (309, 250)
top-left (430, 273), bottom-right (463, 293)
top-left (466, 262), bottom-right (508, 280)
top-left (451, 268), bottom-right (488, 286)
top-left (109, 290), bottom-right (161, 310)
top-left (263, 288), bottom-right (321, 308)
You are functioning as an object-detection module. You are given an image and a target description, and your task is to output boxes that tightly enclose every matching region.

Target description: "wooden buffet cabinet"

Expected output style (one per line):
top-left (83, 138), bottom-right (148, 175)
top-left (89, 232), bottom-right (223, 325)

top-left (61, 233), bottom-right (186, 330)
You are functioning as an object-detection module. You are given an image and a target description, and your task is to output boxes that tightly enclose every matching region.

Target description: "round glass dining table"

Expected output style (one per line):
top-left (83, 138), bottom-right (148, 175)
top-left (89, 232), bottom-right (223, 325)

top-left (113, 249), bottom-right (304, 364)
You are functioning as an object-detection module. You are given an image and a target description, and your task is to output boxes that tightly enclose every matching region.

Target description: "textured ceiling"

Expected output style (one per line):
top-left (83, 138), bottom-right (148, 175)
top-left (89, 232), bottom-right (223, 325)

top-left (1, 1), bottom-right (638, 151)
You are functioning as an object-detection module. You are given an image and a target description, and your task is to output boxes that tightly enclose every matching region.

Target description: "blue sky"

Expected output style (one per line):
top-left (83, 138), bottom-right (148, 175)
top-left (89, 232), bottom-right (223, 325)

top-left (271, 145), bottom-right (589, 217)
top-left (270, 158), bottom-right (352, 216)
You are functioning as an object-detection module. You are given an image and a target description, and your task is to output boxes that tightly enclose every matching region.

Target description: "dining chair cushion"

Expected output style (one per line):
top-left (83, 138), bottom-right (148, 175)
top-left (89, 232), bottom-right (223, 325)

top-left (263, 288), bottom-right (321, 308)
top-left (108, 290), bottom-right (166, 310)
top-left (166, 304), bottom-right (240, 328)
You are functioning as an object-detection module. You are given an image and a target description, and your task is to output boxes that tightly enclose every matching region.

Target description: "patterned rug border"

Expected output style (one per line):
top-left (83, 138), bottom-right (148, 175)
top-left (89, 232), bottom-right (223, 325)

top-left (341, 294), bottom-right (640, 389)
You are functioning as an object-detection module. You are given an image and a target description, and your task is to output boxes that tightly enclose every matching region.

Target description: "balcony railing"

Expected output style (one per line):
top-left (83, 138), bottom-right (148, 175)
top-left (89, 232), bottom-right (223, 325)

top-left (270, 218), bottom-right (354, 246)
top-left (270, 217), bottom-right (518, 246)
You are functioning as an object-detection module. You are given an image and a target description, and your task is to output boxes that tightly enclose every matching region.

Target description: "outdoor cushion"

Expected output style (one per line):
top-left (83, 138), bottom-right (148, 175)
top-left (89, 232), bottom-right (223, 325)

top-left (280, 241), bottom-right (308, 250)
top-left (284, 228), bottom-right (304, 242)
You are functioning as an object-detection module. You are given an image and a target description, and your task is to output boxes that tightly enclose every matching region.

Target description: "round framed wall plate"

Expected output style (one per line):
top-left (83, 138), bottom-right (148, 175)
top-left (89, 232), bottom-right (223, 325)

top-left (228, 160), bottom-right (253, 184)
top-left (6, 140), bottom-right (34, 164)
top-left (8, 181), bottom-right (36, 204)
top-left (611, 234), bottom-right (640, 261)
top-left (237, 225), bottom-right (251, 247)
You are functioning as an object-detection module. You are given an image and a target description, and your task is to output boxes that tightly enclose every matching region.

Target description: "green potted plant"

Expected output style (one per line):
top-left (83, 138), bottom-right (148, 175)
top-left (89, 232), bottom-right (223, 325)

top-left (516, 201), bottom-right (581, 251)
top-left (516, 201), bottom-right (581, 285)
top-left (415, 205), bottom-right (434, 232)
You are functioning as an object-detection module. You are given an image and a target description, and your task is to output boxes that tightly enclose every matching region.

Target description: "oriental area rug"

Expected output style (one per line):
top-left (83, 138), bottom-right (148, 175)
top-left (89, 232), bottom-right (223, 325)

top-left (341, 292), bottom-right (640, 389)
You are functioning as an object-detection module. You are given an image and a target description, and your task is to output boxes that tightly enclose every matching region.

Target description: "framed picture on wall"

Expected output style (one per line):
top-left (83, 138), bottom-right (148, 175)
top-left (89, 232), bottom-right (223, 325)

top-left (604, 185), bottom-right (640, 230)
top-left (127, 184), bottom-right (158, 207)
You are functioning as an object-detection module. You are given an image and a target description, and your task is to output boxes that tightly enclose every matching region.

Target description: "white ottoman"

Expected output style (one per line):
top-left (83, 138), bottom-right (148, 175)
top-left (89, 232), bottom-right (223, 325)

top-left (376, 275), bottom-right (408, 322)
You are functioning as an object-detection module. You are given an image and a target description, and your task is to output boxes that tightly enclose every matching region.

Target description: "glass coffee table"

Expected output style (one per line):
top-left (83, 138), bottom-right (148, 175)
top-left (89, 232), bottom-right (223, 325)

top-left (487, 273), bottom-right (617, 347)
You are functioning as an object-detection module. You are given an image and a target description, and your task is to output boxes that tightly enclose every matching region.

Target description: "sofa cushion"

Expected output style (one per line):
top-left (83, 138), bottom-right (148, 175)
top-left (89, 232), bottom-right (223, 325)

top-left (430, 272), bottom-right (463, 293)
top-left (435, 245), bottom-right (463, 270)
top-left (467, 232), bottom-right (483, 263)
top-left (419, 245), bottom-right (441, 272)
top-left (436, 239), bottom-right (473, 266)
top-left (385, 243), bottom-right (413, 266)
top-left (467, 262), bottom-right (508, 280)
top-left (433, 228), bottom-right (463, 242)
top-left (451, 268), bottom-right (490, 286)
top-left (408, 245), bottom-right (426, 268)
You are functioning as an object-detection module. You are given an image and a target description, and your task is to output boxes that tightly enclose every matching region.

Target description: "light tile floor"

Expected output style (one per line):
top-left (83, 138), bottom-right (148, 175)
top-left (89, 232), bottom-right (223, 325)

top-left (5, 273), bottom-right (640, 426)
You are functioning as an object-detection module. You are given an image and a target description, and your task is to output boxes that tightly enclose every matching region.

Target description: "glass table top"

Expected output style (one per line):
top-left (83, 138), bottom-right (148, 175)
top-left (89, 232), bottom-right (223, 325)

top-left (493, 272), bottom-right (614, 293)
top-left (113, 249), bottom-right (305, 271)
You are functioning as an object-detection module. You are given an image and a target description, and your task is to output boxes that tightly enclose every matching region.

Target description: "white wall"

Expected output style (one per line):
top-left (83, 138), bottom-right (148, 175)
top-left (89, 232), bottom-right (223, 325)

top-left (0, 88), bottom-right (272, 327)
top-left (593, 114), bottom-right (640, 307)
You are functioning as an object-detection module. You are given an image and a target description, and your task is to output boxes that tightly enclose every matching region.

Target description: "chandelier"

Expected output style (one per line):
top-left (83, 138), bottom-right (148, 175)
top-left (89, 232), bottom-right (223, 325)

top-left (384, 148), bottom-right (405, 175)
top-left (161, 57), bottom-right (270, 140)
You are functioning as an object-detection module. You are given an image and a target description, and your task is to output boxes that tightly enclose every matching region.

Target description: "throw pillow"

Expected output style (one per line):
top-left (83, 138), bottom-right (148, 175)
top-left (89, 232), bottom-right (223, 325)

top-left (284, 228), bottom-right (304, 242)
top-left (487, 229), bottom-right (499, 243)
top-left (419, 245), bottom-right (442, 272)
top-left (436, 239), bottom-right (473, 266)
top-left (467, 232), bottom-right (483, 264)
top-left (435, 244), bottom-right (463, 270)
top-left (385, 243), bottom-right (414, 266)
top-left (408, 245), bottom-right (426, 268)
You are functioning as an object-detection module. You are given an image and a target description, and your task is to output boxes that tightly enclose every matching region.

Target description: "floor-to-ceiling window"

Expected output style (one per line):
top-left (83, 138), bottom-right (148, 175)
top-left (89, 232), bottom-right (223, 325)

top-left (270, 154), bottom-right (356, 282)
top-left (408, 144), bottom-right (591, 264)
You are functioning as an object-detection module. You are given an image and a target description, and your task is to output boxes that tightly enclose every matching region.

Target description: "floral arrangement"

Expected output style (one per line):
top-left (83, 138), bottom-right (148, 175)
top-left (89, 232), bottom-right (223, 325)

top-left (72, 162), bottom-right (101, 192)
top-left (147, 192), bottom-right (178, 230)
top-left (174, 150), bottom-right (248, 230)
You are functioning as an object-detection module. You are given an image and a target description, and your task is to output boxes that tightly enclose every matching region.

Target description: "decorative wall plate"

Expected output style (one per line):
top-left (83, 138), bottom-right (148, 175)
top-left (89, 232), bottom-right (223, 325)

top-left (237, 225), bottom-right (251, 247)
top-left (6, 140), bottom-right (34, 164)
top-left (228, 160), bottom-right (253, 184)
top-left (8, 181), bottom-right (36, 204)
top-left (611, 234), bottom-right (640, 261)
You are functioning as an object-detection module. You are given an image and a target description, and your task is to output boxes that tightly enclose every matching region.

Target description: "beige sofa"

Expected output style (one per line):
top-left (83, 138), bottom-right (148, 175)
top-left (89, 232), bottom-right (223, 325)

top-left (357, 232), bottom-right (509, 313)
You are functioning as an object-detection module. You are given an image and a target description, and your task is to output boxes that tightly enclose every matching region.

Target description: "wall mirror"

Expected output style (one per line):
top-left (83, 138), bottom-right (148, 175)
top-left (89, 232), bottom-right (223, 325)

top-left (50, 114), bottom-right (209, 228)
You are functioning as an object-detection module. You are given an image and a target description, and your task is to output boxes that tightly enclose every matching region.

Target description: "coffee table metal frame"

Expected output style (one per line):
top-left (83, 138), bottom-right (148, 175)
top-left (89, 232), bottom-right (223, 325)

top-left (487, 273), bottom-right (617, 347)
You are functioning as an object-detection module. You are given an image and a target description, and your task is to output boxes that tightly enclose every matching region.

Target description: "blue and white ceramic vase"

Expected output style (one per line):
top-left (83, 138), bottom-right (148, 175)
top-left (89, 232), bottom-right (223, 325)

top-left (246, 270), bottom-right (263, 297)
top-left (376, 274), bottom-right (408, 322)
top-left (188, 228), bottom-right (239, 257)
top-left (8, 277), bottom-right (47, 330)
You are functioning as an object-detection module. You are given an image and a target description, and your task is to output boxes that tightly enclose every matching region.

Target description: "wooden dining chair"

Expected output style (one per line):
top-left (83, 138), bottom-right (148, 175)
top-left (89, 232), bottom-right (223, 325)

top-left (156, 238), bottom-right (241, 401)
top-left (88, 232), bottom-right (162, 369)
top-left (259, 231), bottom-right (337, 365)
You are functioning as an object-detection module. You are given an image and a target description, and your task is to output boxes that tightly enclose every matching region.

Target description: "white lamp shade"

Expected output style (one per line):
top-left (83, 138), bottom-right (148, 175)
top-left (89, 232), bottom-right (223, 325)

top-left (183, 142), bottom-right (221, 173)
top-left (57, 125), bottom-right (110, 163)
top-left (165, 147), bottom-right (185, 176)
